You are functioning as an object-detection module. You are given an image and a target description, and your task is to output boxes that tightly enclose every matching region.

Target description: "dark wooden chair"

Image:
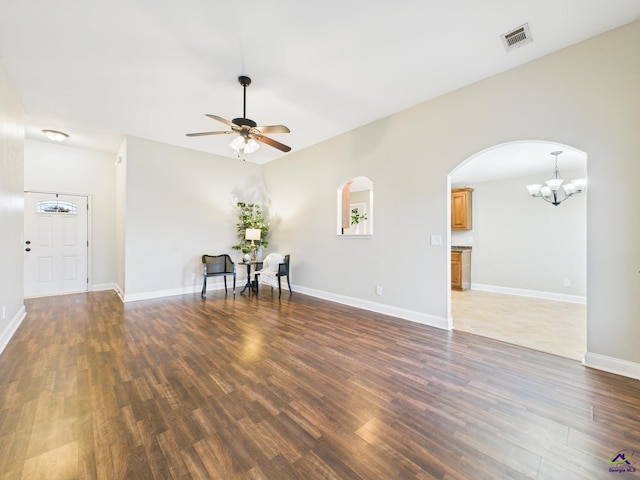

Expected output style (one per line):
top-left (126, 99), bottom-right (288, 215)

top-left (255, 254), bottom-right (291, 298)
top-left (201, 254), bottom-right (236, 298)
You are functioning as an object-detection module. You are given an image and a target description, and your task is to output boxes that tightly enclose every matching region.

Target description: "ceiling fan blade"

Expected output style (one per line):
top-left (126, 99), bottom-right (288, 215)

top-left (186, 131), bottom-right (233, 137)
top-left (253, 133), bottom-right (291, 152)
top-left (256, 125), bottom-right (290, 134)
top-left (205, 114), bottom-right (238, 128)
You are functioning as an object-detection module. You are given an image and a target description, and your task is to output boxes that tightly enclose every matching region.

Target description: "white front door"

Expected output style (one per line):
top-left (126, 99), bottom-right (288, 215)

top-left (24, 192), bottom-right (89, 297)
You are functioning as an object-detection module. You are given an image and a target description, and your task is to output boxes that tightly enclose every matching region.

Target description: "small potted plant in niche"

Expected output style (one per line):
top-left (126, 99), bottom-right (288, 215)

top-left (231, 202), bottom-right (269, 261)
top-left (351, 207), bottom-right (367, 234)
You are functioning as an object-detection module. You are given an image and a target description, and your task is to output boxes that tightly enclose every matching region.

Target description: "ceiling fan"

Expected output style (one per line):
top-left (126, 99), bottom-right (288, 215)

top-left (186, 75), bottom-right (291, 156)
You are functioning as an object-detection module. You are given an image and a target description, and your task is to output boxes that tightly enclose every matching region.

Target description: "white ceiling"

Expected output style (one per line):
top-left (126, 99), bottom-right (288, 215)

top-left (0, 1), bottom-right (638, 166)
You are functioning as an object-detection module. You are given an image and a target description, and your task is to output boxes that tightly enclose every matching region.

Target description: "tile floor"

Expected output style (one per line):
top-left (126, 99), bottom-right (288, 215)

top-left (451, 289), bottom-right (586, 361)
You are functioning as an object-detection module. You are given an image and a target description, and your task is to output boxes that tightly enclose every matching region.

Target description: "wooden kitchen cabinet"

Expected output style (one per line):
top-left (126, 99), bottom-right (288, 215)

top-left (451, 187), bottom-right (473, 230)
top-left (451, 248), bottom-right (471, 291)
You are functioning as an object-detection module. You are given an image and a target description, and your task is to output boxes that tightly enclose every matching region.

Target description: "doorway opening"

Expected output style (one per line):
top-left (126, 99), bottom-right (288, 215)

top-left (448, 141), bottom-right (587, 360)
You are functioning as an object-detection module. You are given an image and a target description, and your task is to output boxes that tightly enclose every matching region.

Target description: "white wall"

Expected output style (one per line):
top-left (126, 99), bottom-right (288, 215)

top-left (0, 60), bottom-right (26, 354)
top-left (263, 123), bottom-right (451, 327)
top-left (122, 136), bottom-right (263, 300)
top-left (263, 21), bottom-right (640, 375)
top-left (24, 140), bottom-right (117, 289)
top-left (453, 170), bottom-right (586, 300)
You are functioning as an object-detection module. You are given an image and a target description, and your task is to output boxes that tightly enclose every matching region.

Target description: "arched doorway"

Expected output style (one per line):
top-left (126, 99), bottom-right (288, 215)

top-left (448, 141), bottom-right (587, 360)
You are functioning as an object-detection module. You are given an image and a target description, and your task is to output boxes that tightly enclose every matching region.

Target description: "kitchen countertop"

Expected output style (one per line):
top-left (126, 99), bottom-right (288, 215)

top-left (451, 246), bottom-right (472, 251)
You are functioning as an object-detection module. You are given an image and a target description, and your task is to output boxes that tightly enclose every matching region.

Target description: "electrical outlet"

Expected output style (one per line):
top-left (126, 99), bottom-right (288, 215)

top-left (563, 279), bottom-right (571, 287)
top-left (376, 286), bottom-right (383, 295)
top-left (192, 273), bottom-right (196, 280)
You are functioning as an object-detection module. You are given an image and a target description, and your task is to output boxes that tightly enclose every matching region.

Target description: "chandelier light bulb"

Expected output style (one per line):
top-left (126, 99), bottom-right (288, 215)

top-left (572, 178), bottom-right (587, 192)
top-left (526, 184), bottom-right (542, 196)
top-left (545, 178), bottom-right (563, 191)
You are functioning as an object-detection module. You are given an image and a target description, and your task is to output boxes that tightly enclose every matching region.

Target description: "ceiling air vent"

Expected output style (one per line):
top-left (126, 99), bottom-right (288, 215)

top-left (501, 23), bottom-right (532, 52)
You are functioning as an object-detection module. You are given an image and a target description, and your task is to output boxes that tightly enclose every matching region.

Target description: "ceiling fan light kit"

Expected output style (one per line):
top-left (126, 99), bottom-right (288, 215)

top-left (186, 75), bottom-right (291, 159)
top-left (230, 136), bottom-right (260, 155)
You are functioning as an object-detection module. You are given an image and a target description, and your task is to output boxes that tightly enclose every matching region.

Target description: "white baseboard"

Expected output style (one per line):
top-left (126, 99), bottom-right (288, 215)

top-left (119, 280), bottom-right (449, 328)
top-left (472, 283), bottom-right (586, 304)
top-left (0, 305), bottom-right (26, 356)
top-left (583, 352), bottom-right (640, 380)
top-left (114, 284), bottom-right (125, 302)
top-left (123, 281), bottom-right (235, 303)
top-left (92, 282), bottom-right (117, 292)
top-left (294, 285), bottom-right (451, 330)
top-left (124, 286), bottom-right (198, 302)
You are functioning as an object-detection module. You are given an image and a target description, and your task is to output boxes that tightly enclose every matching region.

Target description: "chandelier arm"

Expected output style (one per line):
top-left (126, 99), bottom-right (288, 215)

top-left (539, 195), bottom-right (560, 206)
top-left (552, 191), bottom-right (576, 206)
top-left (537, 190), bottom-right (571, 206)
top-left (557, 192), bottom-right (576, 205)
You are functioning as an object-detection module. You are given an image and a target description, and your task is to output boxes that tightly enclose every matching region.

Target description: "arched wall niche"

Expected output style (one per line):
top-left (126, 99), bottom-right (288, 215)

top-left (336, 176), bottom-right (373, 236)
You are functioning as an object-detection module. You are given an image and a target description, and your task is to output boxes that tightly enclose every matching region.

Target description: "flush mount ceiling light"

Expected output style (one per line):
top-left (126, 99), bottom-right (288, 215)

top-left (526, 151), bottom-right (587, 206)
top-left (42, 129), bottom-right (69, 142)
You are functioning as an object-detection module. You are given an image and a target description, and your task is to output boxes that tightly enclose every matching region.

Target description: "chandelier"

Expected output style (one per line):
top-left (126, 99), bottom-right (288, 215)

top-left (525, 151), bottom-right (586, 206)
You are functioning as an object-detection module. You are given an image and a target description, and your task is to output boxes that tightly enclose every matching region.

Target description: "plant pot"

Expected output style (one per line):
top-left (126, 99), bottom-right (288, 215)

top-left (242, 253), bottom-right (251, 262)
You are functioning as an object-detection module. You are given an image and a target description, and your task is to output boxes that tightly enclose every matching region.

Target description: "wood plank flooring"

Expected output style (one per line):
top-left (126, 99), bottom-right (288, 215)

top-left (0, 290), bottom-right (639, 479)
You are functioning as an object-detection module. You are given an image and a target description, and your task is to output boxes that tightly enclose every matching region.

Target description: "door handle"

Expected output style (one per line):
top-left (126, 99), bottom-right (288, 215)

top-left (25, 248), bottom-right (31, 252)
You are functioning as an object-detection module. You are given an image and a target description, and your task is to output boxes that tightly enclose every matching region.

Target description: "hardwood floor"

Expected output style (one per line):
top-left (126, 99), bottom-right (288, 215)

top-left (451, 290), bottom-right (587, 361)
top-left (0, 290), bottom-right (639, 479)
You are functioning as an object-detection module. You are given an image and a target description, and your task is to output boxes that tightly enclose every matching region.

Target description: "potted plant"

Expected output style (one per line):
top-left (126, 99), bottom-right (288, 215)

top-left (231, 202), bottom-right (269, 260)
top-left (351, 207), bottom-right (367, 233)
